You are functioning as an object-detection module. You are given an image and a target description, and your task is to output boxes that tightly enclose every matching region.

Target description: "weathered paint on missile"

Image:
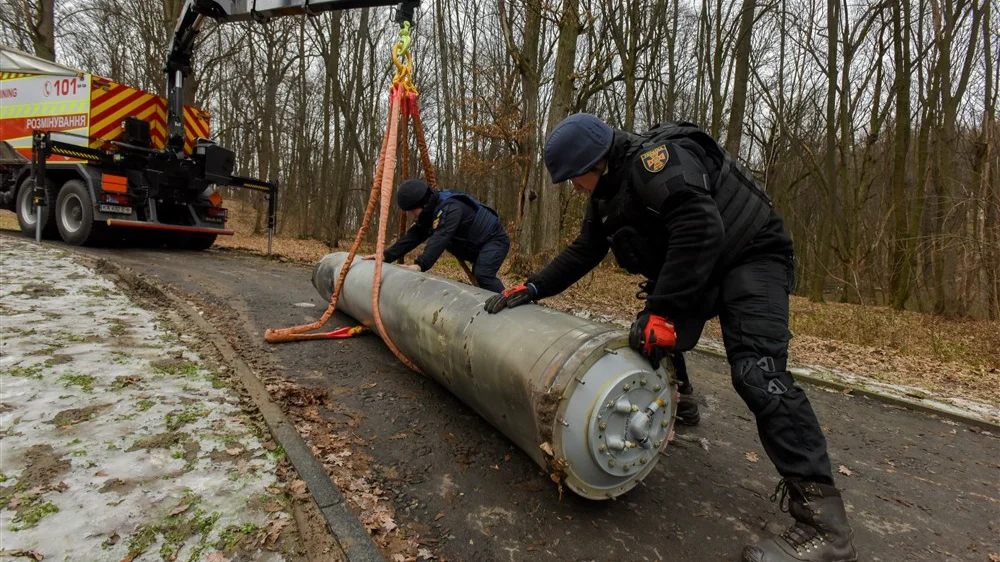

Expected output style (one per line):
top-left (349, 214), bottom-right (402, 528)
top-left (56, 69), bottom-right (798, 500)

top-left (313, 253), bottom-right (677, 499)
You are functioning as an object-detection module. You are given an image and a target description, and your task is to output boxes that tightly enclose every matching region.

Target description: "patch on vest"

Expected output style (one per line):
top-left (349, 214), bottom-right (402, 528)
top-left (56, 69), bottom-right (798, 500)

top-left (433, 210), bottom-right (443, 230)
top-left (641, 144), bottom-right (669, 173)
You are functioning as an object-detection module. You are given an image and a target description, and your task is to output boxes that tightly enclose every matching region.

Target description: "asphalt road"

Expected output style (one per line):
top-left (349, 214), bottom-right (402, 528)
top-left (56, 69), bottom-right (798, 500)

top-left (18, 236), bottom-right (999, 562)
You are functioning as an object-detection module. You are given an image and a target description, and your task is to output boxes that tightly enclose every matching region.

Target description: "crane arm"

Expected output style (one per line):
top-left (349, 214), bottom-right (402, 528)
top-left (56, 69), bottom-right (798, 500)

top-left (165, 0), bottom-right (420, 150)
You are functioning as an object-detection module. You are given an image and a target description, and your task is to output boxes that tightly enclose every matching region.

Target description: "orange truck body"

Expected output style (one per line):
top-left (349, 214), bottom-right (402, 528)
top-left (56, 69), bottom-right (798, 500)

top-left (1, 70), bottom-right (210, 160)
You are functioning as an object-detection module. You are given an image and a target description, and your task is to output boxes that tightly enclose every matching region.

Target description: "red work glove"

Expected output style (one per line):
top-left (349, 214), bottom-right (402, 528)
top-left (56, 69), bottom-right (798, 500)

top-left (484, 283), bottom-right (538, 314)
top-left (629, 313), bottom-right (676, 369)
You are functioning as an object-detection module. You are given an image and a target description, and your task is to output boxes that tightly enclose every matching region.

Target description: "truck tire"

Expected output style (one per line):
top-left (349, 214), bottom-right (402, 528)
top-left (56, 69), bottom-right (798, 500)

top-left (167, 232), bottom-right (216, 251)
top-left (15, 177), bottom-right (58, 239)
top-left (183, 233), bottom-right (218, 251)
top-left (55, 179), bottom-right (101, 246)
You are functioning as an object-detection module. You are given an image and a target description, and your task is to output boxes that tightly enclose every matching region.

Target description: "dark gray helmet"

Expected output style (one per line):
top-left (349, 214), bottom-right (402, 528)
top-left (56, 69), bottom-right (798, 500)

top-left (396, 179), bottom-right (432, 210)
top-left (543, 113), bottom-right (613, 183)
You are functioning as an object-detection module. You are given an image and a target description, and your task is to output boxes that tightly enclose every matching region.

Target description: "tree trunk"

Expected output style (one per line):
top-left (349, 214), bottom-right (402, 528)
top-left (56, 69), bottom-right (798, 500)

top-left (544, 0), bottom-right (580, 244)
top-left (809, 0), bottom-right (839, 302)
top-left (889, 0), bottom-right (914, 308)
top-left (32, 0), bottom-right (56, 61)
top-left (725, 0), bottom-right (755, 155)
top-left (499, 0), bottom-right (545, 264)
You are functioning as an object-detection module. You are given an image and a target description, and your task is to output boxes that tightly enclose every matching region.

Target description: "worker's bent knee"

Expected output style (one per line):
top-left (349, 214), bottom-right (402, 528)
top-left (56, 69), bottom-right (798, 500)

top-left (730, 357), bottom-right (798, 417)
top-left (477, 276), bottom-right (505, 293)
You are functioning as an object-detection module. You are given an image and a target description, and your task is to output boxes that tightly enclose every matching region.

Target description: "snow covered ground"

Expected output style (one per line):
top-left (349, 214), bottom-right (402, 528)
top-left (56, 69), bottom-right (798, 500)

top-left (1, 238), bottom-right (293, 561)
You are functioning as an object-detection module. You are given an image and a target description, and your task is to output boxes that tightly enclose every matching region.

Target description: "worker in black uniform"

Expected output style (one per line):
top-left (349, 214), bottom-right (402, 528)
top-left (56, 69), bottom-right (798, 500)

top-left (484, 113), bottom-right (857, 562)
top-left (365, 179), bottom-right (510, 293)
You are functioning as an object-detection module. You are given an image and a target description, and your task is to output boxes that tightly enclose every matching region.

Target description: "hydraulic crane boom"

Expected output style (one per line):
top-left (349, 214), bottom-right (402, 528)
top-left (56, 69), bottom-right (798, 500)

top-left (165, 0), bottom-right (420, 150)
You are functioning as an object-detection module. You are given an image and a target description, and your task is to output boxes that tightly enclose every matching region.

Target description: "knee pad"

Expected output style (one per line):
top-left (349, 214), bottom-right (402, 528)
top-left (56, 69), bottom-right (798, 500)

top-left (731, 357), bottom-right (797, 417)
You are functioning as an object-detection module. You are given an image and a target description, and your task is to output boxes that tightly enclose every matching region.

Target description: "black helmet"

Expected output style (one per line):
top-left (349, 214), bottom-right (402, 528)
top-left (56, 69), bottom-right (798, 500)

top-left (543, 113), bottom-right (613, 183)
top-left (396, 179), bottom-right (432, 211)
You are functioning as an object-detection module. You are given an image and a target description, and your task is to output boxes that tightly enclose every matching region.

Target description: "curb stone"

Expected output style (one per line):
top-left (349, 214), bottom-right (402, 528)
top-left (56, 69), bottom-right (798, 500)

top-left (567, 306), bottom-right (999, 431)
top-left (691, 342), bottom-right (1000, 431)
top-left (82, 254), bottom-right (387, 562)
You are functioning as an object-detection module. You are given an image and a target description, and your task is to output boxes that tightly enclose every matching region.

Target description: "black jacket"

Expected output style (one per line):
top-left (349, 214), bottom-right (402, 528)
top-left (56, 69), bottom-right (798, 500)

top-left (383, 191), bottom-right (507, 271)
top-left (527, 124), bottom-right (792, 321)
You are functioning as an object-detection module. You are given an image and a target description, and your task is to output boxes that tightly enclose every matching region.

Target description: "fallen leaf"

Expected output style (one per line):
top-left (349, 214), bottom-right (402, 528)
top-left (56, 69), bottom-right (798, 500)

top-left (745, 451), bottom-right (760, 463)
top-left (169, 503), bottom-right (190, 516)
top-left (263, 441), bottom-right (277, 451)
top-left (988, 553), bottom-right (999, 562)
top-left (434, 513), bottom-right (445, 521)
top-left (392, 556), bottom-right (406, 562)
top-left (417, 547), bottom-right (435, 560)
top-left (204, 553), bottom-right (229, 562)
top-left (289, 480), bottom-right (307, 495)
top-left (94, 471), bottom-right (108, 477)
top-left (257, 516), bottom-right (290, 550)
top-left (361, 382), bottom-right (377, 389)
top-left (390, 433), bottom-right (408, 440)
top-left (539, 442), bottom-right (554, 456)
top-left (226, 447), bottom-right (245, 456)
top-left (490, 464), bottom-right (500, 471)
top-left (265, 502), bottom-right (283, 512)
top-left (838, 465), bottom-right (853, 477)
top-left (8, 549), bottom-right (44, 560)
top-left (699, 438), bottom-right (711, 451)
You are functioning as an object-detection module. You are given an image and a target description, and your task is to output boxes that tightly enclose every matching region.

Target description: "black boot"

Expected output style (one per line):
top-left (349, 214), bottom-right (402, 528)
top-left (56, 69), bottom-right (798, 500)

top-left (676, 386), bottom-right (701, 426)
top-left (743, 479), bottom-right (857, 562)
top-left (672, 354), bottom-right (701, 426)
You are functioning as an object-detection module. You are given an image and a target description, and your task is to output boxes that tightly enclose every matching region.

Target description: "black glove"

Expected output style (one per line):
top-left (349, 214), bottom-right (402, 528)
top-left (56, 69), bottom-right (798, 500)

top-left (628, 312), bottom-right (676, 370)
top-left (484, 283), bottom-right (538, 314)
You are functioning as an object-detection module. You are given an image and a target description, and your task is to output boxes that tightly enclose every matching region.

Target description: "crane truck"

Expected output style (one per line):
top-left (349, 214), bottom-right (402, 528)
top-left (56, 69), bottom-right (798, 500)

top-left (0, 0), bottom-right (418, 249)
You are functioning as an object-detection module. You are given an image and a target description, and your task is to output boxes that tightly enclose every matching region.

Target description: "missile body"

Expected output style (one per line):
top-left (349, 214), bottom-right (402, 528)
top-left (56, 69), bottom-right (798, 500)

top-left (313, 253), bottom-right (677, 499)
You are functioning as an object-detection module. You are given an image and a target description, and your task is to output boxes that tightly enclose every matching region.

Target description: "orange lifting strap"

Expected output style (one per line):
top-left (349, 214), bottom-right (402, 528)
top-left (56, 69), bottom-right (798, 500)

top-left (264, 29), bottom-right (474, 373)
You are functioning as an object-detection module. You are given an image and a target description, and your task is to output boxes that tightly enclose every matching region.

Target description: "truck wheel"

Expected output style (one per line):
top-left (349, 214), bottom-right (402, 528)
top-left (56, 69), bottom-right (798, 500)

top-left (182, 233), bottom-right (217, 251)
top-left (15, 177), bottom-right (58, 239)
top-left (55, 180), bottom-right (100, 246)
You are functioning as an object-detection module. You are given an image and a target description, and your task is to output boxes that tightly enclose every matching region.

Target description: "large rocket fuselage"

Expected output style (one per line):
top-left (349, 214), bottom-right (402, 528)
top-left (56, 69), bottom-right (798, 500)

top-left (313, 253), bottom-right (677, 499)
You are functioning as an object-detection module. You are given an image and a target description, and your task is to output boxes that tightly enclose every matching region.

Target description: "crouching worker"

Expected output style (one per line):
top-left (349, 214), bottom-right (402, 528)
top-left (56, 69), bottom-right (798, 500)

top-left (364, 179), bottom-right (510, 293)
top-left (484, 113), bottom-right (857, 562)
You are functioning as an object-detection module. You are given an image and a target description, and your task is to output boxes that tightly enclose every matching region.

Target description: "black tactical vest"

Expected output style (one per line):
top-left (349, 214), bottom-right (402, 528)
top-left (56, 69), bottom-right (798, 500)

top-left (598, 122), bottom-right (773, 275)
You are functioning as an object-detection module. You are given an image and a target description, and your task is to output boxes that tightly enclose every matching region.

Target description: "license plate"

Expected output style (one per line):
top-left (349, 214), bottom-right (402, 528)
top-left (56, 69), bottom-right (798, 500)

top-left (99, 204), bottom-right (132, 214)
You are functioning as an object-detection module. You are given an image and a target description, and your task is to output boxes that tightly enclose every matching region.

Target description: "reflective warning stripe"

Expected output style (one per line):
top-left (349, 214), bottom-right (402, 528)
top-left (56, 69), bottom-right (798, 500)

top-left (51, 146), bottom-right (100, 160)
top-left (183, 106), bottom-right (211, 154)
top-left (89, 78), bottom-right (166, 148)
top-left (0, 99), bottom-right (89, 119)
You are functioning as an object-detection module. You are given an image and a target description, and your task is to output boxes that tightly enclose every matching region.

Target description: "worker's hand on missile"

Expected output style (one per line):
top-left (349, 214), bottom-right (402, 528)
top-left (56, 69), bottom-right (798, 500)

top-left (361, 254), bottom-right (375, 260)
top-left (628, 312), bottom-right (676, 370)
top-left (484, 283), bottom-right (538, 314)
top-left (401, 264), bottom-right (421, 272)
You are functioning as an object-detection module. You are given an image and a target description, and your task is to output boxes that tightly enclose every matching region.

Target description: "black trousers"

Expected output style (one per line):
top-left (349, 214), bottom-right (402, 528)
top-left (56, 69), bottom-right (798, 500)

top-left (472, 233), bottom-right (510, 293)
top-left (715, 255), bottom-right (834, 484)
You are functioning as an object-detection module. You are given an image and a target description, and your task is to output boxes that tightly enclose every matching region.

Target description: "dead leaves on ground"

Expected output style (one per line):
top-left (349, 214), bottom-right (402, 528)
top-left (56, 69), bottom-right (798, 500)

top-left (3, 550), bottom-right (44, 561)
top-left (255, 516), bottom-right (290, 550)
top-left (266, 375), bottom-right (433, 562)
top-left (168, 503), bottom-right (191, 516)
